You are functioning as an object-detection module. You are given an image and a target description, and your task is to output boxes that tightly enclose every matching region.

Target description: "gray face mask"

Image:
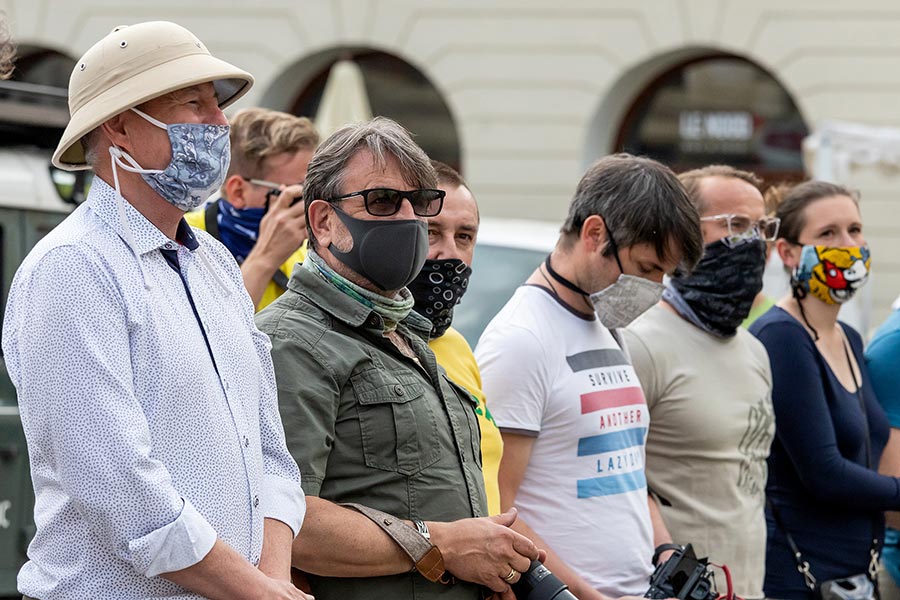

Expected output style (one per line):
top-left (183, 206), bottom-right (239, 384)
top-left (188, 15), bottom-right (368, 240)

top-left (329, 206), bottom-right (429, 291)
top-left (589, 274), bottom-right (665, 329)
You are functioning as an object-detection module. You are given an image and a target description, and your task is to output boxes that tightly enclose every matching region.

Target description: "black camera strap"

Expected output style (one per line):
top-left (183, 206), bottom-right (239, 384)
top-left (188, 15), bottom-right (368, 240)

top-left (767, 333), bottom-right (880, 591)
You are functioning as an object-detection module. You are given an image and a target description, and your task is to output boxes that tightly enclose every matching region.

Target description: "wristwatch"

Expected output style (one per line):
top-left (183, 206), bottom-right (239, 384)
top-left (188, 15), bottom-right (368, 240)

top-left (414, 519), bottom-right (431, 541)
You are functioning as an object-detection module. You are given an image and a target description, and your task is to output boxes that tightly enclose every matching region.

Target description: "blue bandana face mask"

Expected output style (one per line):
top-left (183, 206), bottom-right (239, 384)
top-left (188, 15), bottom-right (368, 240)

top-left (109, 108), bottom-right (230, 211)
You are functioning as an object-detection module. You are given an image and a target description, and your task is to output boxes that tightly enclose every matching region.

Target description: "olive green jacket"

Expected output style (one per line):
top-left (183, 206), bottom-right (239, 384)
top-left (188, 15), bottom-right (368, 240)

top-left (256, 265), bottom-right (488, 600)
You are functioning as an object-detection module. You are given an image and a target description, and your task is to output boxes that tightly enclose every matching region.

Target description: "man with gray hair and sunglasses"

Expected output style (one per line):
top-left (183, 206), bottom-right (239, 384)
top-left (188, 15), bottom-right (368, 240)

top-left (3, 22), bottom-right (307, 600)
top-left (623, 165), bottom-right (777, 600)
top-left (256, 116), bottom-right (541, 600)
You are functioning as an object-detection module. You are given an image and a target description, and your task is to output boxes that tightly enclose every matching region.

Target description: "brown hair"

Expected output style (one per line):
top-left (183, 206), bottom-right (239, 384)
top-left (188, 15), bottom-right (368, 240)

top-left (227, 107), bottom-right (319, 179)
top-left (561, 153), bottom-right (703, 270)
top-left (678, 165), bottom-right (762, 213)
top-left (767, 180), bottom-right (859, 243)
top-left (430, 159), bottom-right (467, 189)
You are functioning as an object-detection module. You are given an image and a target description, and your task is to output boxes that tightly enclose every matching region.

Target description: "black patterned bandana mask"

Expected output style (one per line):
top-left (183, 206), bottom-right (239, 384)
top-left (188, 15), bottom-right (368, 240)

top-left (408, 258), bottom-right (473, 339)
top-left (665, 237), bottom-right (767, 337)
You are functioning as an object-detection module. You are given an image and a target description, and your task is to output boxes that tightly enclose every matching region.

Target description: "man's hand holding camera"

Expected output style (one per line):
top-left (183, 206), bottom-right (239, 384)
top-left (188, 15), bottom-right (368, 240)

top-left (240, 183), bottom-right (306, 306)
top-left (428, 508), bottom-right (542, 598)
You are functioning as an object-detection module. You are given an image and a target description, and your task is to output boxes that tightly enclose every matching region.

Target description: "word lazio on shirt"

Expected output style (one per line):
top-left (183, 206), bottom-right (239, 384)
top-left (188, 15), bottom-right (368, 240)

top-left (567, 349), bottom-right (649, 500)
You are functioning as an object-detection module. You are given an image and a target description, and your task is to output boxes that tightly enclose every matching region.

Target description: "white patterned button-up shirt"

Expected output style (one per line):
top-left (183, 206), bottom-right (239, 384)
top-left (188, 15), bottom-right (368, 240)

top-left (2, 179), bottom-right (304, 599)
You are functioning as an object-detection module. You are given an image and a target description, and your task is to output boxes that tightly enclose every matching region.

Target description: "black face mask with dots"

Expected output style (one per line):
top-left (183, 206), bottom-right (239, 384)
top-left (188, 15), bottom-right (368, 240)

top-left (408, 258), bottom-right (473, 339)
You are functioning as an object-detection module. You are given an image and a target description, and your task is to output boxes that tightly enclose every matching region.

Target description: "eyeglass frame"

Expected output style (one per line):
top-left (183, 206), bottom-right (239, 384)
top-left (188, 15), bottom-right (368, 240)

top-left (326, 187), bottom-right (446, 217)
top-left (241, 176), bottom-right (304, 207)
top-left (699, 213), bottom-right (781, 242)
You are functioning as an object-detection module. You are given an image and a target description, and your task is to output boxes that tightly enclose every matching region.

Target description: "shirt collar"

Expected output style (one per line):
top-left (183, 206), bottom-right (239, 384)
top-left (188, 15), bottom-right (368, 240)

top-left (87, 177), bottom-right (199, 255)
top-left (287, 262), bottom-right (433, 340)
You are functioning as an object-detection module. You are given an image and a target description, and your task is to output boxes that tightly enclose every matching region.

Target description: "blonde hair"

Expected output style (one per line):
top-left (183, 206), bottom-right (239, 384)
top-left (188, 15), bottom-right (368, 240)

top-left (227, 107), bottom-right (319, 179)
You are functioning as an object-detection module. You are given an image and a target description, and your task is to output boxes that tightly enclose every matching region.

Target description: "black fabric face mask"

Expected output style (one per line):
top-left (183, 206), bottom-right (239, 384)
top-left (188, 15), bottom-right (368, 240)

top-left (408, 258), bottom-right (473, 339)
top-left (667, 238), bottom-right (767, 337)
top-left (329, 206), bottom-right (429, 291)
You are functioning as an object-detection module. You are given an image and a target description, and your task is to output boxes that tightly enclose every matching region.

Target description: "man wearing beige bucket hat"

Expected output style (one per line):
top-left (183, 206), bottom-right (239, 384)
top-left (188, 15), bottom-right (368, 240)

top-left (2, 21), bottom-right (310, 600)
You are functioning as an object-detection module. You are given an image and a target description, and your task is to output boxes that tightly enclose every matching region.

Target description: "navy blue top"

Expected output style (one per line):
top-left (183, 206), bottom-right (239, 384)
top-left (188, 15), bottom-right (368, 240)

top-left (750, 306), bottom-right (898, 600)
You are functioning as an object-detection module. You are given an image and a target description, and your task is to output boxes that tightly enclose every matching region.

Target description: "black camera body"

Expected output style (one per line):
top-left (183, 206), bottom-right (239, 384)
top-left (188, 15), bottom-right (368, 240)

top-left (644, 544), bottom-right (718, 600)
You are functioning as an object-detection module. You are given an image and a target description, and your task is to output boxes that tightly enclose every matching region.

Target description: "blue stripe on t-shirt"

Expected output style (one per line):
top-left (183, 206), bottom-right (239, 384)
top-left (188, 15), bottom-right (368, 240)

top-left (576, 427), bottom-right (647, 457)
top-left (577, 470), bottom-right (647, 498)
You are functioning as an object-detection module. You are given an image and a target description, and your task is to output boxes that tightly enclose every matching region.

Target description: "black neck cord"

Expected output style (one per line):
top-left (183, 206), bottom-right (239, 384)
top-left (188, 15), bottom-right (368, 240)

top-left (544, 255), bottom-right (589, 296)
top-left (792, 283), bottom-right (820, 341)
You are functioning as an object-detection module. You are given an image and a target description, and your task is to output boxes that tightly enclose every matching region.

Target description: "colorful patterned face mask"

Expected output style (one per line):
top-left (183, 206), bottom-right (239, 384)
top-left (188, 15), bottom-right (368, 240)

top-left (792, 244), bottom-right (871, 305)
top-left (110, 107), bottom-right (231, 211)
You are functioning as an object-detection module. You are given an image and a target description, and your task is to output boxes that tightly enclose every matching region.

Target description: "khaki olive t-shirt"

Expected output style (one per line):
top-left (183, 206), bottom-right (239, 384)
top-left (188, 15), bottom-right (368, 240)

top-left (624, 303), bottom-right (774, 600)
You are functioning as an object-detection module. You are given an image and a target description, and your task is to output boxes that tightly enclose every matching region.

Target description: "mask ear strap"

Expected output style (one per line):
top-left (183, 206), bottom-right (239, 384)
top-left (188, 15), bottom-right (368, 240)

top-left (109, 144), bottom-right (164, 175)
top-left (131, 107), bottom-right (168, 129)
top-left (788, 241), bottom-right (820, 341)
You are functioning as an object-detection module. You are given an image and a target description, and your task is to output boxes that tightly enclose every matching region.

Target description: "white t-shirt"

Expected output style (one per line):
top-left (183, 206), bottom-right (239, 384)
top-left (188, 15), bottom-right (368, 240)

top-left (475, 285), bottom-right (654, 597)
top-left (624, 304), bottom-right (774, 600)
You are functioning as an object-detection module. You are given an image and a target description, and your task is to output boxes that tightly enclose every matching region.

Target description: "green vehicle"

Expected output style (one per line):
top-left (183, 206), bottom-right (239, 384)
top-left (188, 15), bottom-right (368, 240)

top-left (0, 78), bottom-right (87, 597)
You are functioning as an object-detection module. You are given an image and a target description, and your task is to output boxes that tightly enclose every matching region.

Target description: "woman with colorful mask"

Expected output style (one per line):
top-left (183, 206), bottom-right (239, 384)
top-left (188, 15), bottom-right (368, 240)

top-left (750, 181), bottom-right (895, 600)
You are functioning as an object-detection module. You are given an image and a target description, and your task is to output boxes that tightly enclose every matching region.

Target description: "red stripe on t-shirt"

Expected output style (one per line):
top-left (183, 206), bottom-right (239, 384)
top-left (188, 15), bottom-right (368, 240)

top-left (580, 386), bottom-right (645, 414)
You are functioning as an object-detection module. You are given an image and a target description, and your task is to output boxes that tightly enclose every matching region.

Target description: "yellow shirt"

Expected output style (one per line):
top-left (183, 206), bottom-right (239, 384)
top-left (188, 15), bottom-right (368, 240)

top-left (185, 205), bottom-right (307, 312)
top-left (429, 326), bottom-right (503, 515)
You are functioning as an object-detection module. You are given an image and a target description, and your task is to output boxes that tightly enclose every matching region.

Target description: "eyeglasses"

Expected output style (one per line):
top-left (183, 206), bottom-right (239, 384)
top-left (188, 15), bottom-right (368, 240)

top-left (327, 188), bottom-right (445, 217)
top-left (242, 176), bottom-right (305, 206)
top-left (700, 213), bottom-right (781, 242)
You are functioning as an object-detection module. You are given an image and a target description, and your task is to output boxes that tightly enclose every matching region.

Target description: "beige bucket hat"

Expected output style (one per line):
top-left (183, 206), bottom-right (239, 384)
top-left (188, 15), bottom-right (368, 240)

top-left (52, 21), bottom-right (254, 171)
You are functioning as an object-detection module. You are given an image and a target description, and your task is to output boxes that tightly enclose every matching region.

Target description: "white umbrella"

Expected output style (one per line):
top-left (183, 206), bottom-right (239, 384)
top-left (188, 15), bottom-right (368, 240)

top-left (314, 59), bottom-right (373, 139)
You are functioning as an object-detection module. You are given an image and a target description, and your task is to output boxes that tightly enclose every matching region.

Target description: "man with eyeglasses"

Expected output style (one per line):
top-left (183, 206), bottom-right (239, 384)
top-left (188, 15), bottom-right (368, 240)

top-left (623, 165), bottom-right (777, 600)
top-left (256, 117), bottom-right (541, 600)
top-left (186, 107), bottom-right (319, 311)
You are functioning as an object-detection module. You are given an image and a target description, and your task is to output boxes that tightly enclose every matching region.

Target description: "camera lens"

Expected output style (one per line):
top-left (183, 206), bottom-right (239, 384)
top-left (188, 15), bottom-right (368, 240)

top-left (511, 559), bottom-right (579, 600)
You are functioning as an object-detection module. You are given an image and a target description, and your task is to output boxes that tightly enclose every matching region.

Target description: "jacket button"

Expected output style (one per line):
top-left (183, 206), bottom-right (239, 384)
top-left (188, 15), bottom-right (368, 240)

top-left (393, 385), bottom-right (405, 396)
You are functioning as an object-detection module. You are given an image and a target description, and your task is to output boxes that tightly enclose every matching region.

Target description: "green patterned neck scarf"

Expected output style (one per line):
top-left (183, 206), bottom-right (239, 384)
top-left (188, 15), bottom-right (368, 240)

top-left (304, 249), bottom-right (414, 333)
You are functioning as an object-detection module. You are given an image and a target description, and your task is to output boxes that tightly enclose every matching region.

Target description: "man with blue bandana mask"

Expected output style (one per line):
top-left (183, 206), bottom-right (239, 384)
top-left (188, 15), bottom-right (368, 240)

top-left (624, 165), bottom-right (776, 600)
top-left (186, 108), bottom-right (319, 311)
top-left (3, 21), bottom-right (308, 600)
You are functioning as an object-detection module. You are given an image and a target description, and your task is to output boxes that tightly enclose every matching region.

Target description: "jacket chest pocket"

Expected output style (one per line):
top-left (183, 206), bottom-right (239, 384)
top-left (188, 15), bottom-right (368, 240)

top-left (442, 375), bottom-right (483, 470)
top-left (352, 368), bottom-right (442, 476)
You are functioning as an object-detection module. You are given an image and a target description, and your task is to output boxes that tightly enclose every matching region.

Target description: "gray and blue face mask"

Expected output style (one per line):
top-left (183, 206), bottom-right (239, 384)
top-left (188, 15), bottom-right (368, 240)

top-left (108, 107), bottom-right (230, 211)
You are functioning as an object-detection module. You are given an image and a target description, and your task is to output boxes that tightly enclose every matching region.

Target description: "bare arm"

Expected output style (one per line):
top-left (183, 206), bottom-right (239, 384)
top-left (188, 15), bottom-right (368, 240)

top-left (258, 518), bottom-right (295, 581)
top-left (291, 496), bottom-right (412, 576)
top-left (498, 432), bottom-right (606, 600)
top-left (161, 538), bottom-right (312, 600)
top-left (293, 496), bottom-right (538, 596)
top-left (240, 184), bottom-right (306, 307)
top-left (647, 494), bottom-right (674, 562)
top-left (881, 428), bottom-right (900, 529)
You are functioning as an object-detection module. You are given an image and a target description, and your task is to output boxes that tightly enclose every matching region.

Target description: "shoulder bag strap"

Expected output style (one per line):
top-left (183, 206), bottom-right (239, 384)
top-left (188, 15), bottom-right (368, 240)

top-left (841, 333), bottom-right (881, 581)
top-left (767, 497), bottom-right (818, 591)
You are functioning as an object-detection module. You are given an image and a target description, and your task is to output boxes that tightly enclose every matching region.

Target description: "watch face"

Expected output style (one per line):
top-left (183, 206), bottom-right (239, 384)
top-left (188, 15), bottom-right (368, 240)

top-left (415, 520), bottom-right (430, 540)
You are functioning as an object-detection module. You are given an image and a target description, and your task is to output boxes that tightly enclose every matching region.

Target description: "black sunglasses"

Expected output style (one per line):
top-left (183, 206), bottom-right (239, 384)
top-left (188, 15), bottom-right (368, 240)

top-left (327, 188), bottom-right (445, 217)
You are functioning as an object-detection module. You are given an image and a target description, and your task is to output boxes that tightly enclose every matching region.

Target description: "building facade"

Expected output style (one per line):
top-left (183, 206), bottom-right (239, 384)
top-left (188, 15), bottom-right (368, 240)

top-left (4, 0), bottom-right (900, 325)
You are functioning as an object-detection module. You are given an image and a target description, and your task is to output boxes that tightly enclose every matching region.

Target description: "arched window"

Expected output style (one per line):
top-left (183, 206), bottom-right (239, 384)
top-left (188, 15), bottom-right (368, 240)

top-left (616, 55), bottom-right (808, 185)
top-left (288, 49), bottom-right (461, 172)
